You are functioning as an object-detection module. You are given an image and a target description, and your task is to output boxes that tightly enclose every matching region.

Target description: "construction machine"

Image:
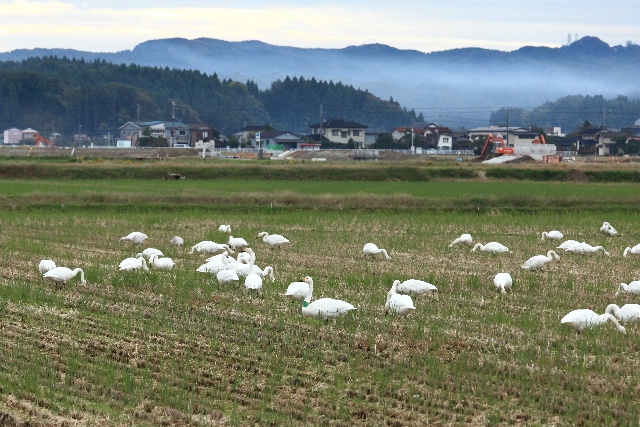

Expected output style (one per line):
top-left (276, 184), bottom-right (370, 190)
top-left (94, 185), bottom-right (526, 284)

top-left (532, 134), bottom-right (547, 144)
top-left (34, 133), bottom-right (54, 147)
top-left (480, 134), bottom-right (515, 157)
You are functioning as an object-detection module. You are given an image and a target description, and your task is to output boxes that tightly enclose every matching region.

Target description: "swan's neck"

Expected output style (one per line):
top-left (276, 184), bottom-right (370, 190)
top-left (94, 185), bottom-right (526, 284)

top-left (617, 283), bottom-right (628, 296)
top-left (605, 304), bottom-right (620, 317)
top-left (304, 279), bottom-right (314, 303)
top-left (472, 243), bottom-right (482, 252)
top-left (74, 268), bottom-right (85, 283)
top-left (601, 314), bottom-right (626, 332)
top-left (541, 232), bottom-right (547, 240)
top-left (247, 250), bottom-right (257, 273)
top-left (624, 247), bottom-right (630, 257)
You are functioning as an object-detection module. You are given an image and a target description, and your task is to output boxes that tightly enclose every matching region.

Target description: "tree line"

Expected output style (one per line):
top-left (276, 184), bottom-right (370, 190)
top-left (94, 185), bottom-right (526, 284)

top-left (0, 57), bottom-right (420, 143)
top-left (489, 95), bottom-right (640, 134)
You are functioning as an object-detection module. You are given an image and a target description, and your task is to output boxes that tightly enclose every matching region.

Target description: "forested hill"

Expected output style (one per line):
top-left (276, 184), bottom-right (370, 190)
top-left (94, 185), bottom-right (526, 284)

top-left (489, 95), bottom-right (640, 133)
top-left (0, 57), bottom-right (420, 138)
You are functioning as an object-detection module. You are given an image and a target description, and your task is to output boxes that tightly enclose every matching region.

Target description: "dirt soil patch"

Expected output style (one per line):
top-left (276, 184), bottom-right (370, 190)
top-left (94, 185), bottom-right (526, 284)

top-left (508, 155), bottom-right (537, 163)
top-left (567, 169), bottom-right (590, 182)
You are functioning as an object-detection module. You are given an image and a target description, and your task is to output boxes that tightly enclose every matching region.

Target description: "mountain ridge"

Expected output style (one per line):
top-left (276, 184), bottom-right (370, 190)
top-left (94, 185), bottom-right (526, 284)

top-left (1, 36), bottom-right (638, 127)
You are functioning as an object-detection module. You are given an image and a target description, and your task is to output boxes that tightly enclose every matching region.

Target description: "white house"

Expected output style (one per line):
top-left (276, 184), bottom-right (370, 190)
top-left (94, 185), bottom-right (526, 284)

top-left (309, 118), bottom-right (367, 146)
top-left (3, 127), bottom-right (22, 144)
top-left (119, 121), bottom-right (191, 146)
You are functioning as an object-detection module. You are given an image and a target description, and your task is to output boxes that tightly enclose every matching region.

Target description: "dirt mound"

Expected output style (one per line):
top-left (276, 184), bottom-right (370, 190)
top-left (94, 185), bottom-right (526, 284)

top-left (508, 155), bottom-right (537, 163)
top-left (567, 169), bottom-right (590, 182)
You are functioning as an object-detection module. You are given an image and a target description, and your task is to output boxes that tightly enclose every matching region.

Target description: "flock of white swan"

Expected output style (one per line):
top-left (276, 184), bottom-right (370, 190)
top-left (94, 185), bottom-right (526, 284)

top-left (450, 221), bottom-right (640, 335)
top-left (37, 221), bottom-right (640, 329)
top-left (37, 225), bottom-right (437, 320)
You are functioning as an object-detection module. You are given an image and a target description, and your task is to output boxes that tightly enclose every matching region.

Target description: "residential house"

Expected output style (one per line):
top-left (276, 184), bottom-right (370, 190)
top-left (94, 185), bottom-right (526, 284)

top-left (3, 127), bottom-right (22, 144)
top-left (545, 126), bottom-right (565, 137)
top-left (423, 124), bottom-right (454, 149)
top-left (309, 118), bottom-right (368, 146)
top-left (622, 118), bottom-right (640, 137)
top-left (467, 126), bottom-right (535, 146)
top-left (241, 125), bottom-right (267, 145)
top-left (552, 136), bottom-right (579, 152)
top-left (365, 130), bottom-right (382, 146)
top-left (391, 127), bottom-right (423, 143)
top-left (189, 124), bottom-right (217, 145)
top-left (594, 130), bottom-right (630, 156)
top-left (22, 128), bottom-right (38, 140)
top-left (259, 131), bottom-right (307, 150)
top-left (119, 121), bottom-right (191, 147)
top-left (577, 127), bottom-right (605, 154)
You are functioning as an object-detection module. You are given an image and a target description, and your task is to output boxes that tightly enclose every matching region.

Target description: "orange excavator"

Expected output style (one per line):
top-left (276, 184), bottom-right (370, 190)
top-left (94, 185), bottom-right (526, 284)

top-left (532, 134), bottom-right (547, 144)
top-left (35, 133), bottom-right (55, 147)
top-left (480, 134), bottom-right (515, 156)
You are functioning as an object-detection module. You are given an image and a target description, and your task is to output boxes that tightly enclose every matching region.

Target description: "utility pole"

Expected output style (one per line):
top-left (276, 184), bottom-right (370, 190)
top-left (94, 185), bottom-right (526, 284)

top-left (137, 103), bottom-right (141, 122)
top-left (411, 127), bottom-right (415, 153)
top-left (319, 105), bottom-right (324, 142)
top-left (506, 107), bottom-right (510, 146)
top-left (171, 100), bottom-right (176, 147)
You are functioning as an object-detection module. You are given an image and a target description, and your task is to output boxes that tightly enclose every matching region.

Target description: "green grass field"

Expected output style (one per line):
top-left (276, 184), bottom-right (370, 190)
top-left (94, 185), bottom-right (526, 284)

top-left (2, 170), bottom-right (640, 426)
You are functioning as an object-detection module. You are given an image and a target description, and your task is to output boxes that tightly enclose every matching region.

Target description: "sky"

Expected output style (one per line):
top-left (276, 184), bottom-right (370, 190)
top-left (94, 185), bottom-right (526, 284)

top-left (0, 0), bottom-right (638, 54)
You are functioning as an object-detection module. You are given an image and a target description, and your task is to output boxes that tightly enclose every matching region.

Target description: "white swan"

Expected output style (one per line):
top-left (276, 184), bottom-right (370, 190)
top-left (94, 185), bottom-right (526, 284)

top-left (557, 239), bottom-right (580, 250)
top-left (394, 279), bottom-right (437, 295)
top-left (189, 241), bottom-right (230, 254)
top-left (600, 221), bottom-right (618, 237)
top-left (541, 230), bottom-right (563, 241)
top-left (283, 281), bottom-right (310, 300)
top-left (301, 276), bottom-right (356, 320)
top-left (471, 242), bottom-right (509, 254)
top-left (197, 254), bottom-right (232, 274)
top-left (218, 224), bottom-right (232, 233)
top-left (385, 281), bottom-right (416, 316)
top-left (149, 254), bottom-right (175, 270)
top-left (260, 266), bottom-right (275, 282)
top-left (221, 258), bottom-right (252, 276)
top-left (38, 259), bottom-right (56, 274)
top-left (197, 262), bottom-right (229, 274)
top-left (43, 267), bottom-right (86, 285)
top-left (119, 232), bottom-right (148, 246)
top-left (217, 269), bottom-right (239, 285)
top-left (363, 243), bottom-right (391, 259)
top-left (561, 309), bottom-right (626, 334)
top-left (256, 231), bottom-right (290, 247)
top-left (623, 244), bottom-right (640, 257)
top-left (564, 242), bottom-right (610, 256)
top-left (136, 248), bottom-right (163, 259)
top-left (605, 304), bottom-right (640, 323)
top-left (205, 251), bottom-right (233, 263)
top-left (616, 281), bottom-right (640, 296)
top-left (521, 250), bottom-right (560, 271)
top-left (118, 256), bottom-right (149, 272)
top-left (170, 236), bottom-right (184, 248)
top-left (493, 273), bottom-right (513, 294)
top-left (448, 233), bottom-right (473, 247)
top-left (236, 251), bottom-right (251, 263)
top-left (243, 248), bottom-right (263, 295)
top-left (228, 235), bottom-right (249, 250)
